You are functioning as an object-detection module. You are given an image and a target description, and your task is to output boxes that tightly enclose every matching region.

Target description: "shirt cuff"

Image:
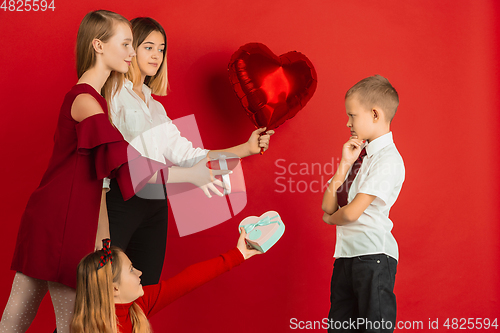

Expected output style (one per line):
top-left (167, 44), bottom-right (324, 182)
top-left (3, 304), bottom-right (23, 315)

top-left (103, 177), bottom-right (111, 192)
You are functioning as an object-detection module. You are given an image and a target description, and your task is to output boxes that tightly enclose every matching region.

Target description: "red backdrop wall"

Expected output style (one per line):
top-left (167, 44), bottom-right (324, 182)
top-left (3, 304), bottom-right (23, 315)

top-left (0, 0), bottom-right (499, 331)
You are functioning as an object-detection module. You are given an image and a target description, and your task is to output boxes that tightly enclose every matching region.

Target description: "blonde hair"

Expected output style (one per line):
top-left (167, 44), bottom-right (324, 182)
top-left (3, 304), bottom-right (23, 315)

top-left (76, 10), bottom-right (131, 108)
top-left (126, 17), bottom-right (169, 96)
top-left (345, 75), bottom-right (399, 122)
top-left (71, 247), bottom-right (152, 333)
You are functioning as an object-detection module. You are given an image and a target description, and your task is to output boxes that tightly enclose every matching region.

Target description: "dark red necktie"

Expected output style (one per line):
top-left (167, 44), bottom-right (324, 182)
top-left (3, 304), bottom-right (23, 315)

top-left (336, 148), bottom-right (367, 207)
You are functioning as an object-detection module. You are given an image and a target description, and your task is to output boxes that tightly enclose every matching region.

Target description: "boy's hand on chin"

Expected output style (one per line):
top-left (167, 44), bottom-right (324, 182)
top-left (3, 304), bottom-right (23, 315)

top-left (341, 136), bottom-right (364, 166)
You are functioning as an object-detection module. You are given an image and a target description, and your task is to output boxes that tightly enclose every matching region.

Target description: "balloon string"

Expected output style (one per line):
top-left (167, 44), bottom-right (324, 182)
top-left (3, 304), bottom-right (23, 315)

top-left (259, 131), bottom-right (265, 155)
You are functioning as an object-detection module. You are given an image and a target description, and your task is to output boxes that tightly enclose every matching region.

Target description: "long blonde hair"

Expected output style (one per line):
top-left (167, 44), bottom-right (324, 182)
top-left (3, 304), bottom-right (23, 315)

top-left (76, 10), bottom-right (130, 106)
top-left (71, 247), bottom-right (152, 333)
top-left (126, 17), bottom-right (169, 96)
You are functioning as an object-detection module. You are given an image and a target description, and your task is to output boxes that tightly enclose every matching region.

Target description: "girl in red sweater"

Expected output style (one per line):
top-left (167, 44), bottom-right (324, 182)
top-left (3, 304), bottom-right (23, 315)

top-left (71, 229), bottom-right (260, 333)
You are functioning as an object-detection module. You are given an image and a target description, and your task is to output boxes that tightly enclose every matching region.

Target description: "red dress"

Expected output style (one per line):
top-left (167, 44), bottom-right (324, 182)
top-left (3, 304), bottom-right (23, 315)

top-left (11, 84), bottom-right (164, 289)
top-left (115, 248), bottom-right (244, 332)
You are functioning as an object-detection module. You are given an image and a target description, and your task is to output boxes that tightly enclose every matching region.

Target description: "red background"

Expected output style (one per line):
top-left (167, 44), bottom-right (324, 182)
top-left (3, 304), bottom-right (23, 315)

top-left (0, 0), bottom-right (499, 331)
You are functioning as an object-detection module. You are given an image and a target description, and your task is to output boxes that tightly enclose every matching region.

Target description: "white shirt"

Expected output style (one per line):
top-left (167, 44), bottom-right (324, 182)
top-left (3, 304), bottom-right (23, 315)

top-left (333, 132), bottom-right (405, 260)
top-left (103, 80), bottom-right (209, 188)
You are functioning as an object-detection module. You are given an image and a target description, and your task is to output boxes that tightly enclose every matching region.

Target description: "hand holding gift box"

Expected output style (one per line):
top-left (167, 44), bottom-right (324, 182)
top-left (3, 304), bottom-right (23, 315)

top-left (239, 211), bottom-right (285, 253)
top-left (207, 152), bottom-right (244, 195)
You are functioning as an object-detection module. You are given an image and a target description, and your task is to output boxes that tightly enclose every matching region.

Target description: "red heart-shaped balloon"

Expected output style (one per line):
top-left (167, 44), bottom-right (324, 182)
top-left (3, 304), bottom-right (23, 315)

top-left (228, 43), bottom-right (317, 131)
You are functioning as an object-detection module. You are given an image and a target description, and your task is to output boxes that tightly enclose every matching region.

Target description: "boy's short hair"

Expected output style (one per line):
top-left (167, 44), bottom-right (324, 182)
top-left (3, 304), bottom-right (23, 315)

top-left (345, 75), bottom-right (399, 122)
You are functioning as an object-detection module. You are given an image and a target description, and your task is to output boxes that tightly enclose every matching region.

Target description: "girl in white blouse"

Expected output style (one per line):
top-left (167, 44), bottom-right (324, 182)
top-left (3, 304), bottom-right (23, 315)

top-left (106, 17), bottom-right (273, 285)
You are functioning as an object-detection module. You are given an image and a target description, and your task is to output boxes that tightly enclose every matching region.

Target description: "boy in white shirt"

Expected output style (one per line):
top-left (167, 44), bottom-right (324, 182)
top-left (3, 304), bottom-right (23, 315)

top-left (322, 75), bottom-right (405, 332)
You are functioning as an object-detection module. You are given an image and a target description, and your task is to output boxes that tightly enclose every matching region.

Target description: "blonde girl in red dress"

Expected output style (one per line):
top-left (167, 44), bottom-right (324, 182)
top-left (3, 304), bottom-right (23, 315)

top-left (1, 10), bottom-right (229, 333)
top-left (1, 10), bottom-right (171, 333)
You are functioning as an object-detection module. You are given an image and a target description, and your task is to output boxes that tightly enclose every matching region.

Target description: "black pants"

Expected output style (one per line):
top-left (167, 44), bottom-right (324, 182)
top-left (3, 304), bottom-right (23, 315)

top-left (328, 254), bottom-right (397, 333)
top-left (107, 179), bottom-right (168, 286)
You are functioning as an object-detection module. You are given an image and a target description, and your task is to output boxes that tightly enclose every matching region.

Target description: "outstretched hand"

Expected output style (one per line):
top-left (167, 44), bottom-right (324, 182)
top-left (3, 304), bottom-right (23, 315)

top-left (190, 156), bottom-right (231, 198)
top-left (168, 156), bottom-right (232, 198)
top-left (237, 227), bottom-right (263, 260)
top-left (247, 128), bottom-right (275, 155)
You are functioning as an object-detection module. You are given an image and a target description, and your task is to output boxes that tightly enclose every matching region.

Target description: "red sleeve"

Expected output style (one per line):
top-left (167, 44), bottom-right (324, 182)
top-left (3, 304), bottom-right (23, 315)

top-left (136, 248), bottom-right (245, 318)
top-left (75, 113), bottom-right (166, 200)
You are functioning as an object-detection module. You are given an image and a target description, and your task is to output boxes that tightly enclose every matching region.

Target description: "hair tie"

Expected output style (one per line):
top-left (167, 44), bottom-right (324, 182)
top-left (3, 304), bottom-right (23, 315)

top-left (97, 238), bottom-right (112, 270)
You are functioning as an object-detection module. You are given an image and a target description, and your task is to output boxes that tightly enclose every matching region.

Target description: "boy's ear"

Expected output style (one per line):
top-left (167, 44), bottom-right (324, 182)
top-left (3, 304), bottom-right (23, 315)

top-left (372, 108), bottom-right (379, 121)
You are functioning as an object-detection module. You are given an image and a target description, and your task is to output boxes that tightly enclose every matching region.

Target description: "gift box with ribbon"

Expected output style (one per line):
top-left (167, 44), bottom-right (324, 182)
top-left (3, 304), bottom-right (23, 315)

top-left (239, 211), bottom-right (284, 253)
top-left (206, 153), bottom-right (244, 195)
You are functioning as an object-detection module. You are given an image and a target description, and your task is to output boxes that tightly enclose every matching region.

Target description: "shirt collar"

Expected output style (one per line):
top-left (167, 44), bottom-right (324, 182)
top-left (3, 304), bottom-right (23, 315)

top-left (142, 83), bottom-right (152, 102)
top-left (365, 132), bottom-right (393, 157)
top-left (123, 78), bottom-right (134, 90)
top-left (123, 79), bottom-right (152, 104)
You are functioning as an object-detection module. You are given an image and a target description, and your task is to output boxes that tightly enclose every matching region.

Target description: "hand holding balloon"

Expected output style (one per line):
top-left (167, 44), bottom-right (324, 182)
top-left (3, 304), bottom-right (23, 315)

top-left (247, 127), bottom-right (275, 155)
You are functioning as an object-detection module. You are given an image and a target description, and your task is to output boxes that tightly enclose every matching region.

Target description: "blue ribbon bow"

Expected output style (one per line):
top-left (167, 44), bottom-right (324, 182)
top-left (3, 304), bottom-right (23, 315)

top-left (242, 214), bottom-right (281, 235)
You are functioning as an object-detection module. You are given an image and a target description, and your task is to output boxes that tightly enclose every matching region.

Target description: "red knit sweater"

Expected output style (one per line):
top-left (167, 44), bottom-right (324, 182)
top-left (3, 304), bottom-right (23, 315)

top-left (114, 248), bottom-right (244, 332)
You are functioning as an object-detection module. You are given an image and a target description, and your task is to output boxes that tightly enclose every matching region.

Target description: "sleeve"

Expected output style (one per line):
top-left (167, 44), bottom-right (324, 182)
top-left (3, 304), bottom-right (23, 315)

top-left (75, 113), bottom-right (166, 200)
top-left (357, 154), bottom-right (405, 206)
top-left (154, 101), bottom-right (209, 167)
top-left (103, 178), bottom-right (110, 191)
top-left (137, 248), bottom-right (245, 318)
top-left (108, 91), bottom-right (137, 143)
